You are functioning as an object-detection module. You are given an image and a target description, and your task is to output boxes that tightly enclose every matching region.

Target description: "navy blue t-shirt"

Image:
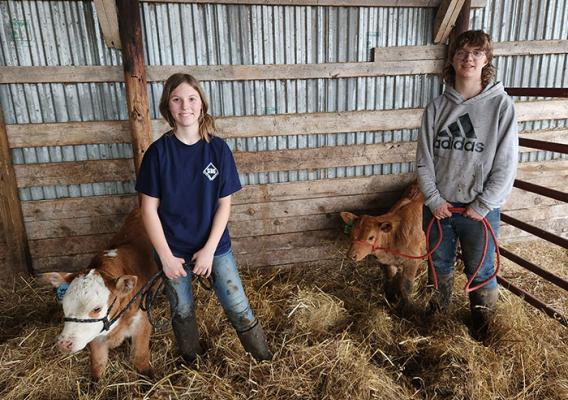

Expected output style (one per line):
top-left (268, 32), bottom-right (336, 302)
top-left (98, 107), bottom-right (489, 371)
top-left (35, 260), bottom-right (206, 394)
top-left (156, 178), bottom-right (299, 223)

top-left (135, 132), bottom-right (241, 257)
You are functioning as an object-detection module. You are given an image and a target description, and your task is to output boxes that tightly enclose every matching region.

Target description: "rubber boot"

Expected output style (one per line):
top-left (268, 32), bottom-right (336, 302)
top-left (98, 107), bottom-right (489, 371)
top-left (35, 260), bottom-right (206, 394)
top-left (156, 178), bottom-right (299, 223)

top-left (172, 313), bottom-right (204, 364)
top-left (469, 287), bottom-right (498, 342)
top-left (427, 273), bottom-right (454, 315)
top-left (236, 320), bottom-right (273, 361)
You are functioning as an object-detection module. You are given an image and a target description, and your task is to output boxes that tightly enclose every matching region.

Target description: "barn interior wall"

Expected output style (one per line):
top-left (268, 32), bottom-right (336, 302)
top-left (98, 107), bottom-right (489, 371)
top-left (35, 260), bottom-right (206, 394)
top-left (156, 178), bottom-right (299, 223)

top-left (0, 0), bottom-right (566, 273)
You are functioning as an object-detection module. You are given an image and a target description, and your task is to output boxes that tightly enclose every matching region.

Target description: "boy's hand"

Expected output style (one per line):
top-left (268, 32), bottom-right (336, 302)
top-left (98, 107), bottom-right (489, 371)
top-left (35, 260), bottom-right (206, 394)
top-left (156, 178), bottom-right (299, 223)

top-left (433, 202), bottom-right (452, 219)
top-left (464, 207), bottom-right (484, 221)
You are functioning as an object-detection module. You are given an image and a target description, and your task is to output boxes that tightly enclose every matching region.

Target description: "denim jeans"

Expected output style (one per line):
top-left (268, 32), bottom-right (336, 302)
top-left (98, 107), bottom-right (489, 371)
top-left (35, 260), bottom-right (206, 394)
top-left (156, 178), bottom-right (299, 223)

top-left (160, 249), bottom-right (257, 332)
top-left (423, 204), bottom-right (499, 289)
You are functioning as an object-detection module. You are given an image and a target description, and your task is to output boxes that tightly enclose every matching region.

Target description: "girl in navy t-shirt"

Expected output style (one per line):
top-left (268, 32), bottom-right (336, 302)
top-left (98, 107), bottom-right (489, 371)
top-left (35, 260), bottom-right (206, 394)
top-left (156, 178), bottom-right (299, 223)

top-left (136, 73), bottom-right (272, 363)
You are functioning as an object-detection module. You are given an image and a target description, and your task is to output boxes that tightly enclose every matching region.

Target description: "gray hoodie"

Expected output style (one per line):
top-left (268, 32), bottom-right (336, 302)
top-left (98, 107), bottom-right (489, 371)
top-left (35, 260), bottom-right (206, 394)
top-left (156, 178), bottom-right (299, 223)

top-left (416, 82), bottom-right (518, 217)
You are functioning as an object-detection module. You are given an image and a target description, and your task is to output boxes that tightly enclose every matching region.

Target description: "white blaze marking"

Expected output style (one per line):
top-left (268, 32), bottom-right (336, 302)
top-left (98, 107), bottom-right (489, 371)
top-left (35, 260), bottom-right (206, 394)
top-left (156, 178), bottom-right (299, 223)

top-left (104, 249), bottom-right (118, 257)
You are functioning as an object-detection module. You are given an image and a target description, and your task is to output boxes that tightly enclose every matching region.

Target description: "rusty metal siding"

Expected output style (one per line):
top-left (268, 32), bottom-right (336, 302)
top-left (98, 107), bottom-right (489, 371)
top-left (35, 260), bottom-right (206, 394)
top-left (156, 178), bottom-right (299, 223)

top-left (0, 0), bottom-right (566, 198)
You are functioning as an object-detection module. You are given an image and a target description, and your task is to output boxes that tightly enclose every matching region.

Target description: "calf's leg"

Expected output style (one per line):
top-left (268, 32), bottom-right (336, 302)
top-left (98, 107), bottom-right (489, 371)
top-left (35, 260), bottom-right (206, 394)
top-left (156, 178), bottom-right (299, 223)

top-left (382, 264), bottom-right (398, 303)
top-left (88, 338), bottom-right (109, 381)
top-left (398, 261), bottom-right (419, 315)
top-left (131, 313), bottom-right (153, 376)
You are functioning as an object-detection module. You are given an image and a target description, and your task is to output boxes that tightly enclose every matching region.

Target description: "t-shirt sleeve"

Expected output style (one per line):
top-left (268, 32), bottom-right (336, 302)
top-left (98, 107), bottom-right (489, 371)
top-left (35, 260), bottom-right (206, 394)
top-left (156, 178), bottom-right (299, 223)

top-left (219, 140), bottom-right (242, 198)
top-left (135, 143), bottom-right (161, 198)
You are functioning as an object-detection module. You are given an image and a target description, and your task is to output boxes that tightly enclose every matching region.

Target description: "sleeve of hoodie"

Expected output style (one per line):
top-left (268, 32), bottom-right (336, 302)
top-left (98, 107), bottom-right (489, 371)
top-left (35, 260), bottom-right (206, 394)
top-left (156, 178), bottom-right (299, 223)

top-left (416, 102), bottom-right (447, 213)
top-left (469, 96), bottom-right (518, 217)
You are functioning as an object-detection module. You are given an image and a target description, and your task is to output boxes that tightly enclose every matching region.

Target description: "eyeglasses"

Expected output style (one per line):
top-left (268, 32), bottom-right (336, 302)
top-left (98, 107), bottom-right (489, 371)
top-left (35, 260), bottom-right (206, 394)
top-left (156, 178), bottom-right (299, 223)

top-left (454, 49), bottom-right (485, 60)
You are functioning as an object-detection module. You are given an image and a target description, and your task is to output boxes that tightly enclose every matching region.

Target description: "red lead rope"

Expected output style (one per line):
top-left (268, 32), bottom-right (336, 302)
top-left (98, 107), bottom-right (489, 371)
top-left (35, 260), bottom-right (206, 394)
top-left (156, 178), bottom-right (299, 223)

top-left (353, 207), bottom-right (500, 293)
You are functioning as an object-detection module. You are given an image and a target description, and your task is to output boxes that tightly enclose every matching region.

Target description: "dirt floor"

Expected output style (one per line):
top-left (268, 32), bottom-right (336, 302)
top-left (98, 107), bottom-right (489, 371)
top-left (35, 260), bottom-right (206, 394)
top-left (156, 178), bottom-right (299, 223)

top-left (0, 239), bottom-right (566, 400)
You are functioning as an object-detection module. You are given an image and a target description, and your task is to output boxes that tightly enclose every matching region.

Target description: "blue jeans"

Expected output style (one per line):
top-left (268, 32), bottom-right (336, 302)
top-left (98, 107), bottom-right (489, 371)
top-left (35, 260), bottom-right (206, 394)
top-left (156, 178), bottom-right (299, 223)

top-left (160, 249), bottom-right (257, 332)
top-left (423, 205), bottom-right (499, 289)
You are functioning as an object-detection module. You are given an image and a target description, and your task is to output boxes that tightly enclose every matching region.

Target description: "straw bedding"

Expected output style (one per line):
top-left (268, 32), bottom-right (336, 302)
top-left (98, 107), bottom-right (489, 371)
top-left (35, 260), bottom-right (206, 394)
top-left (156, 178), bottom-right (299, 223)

top-left (0, 240), bottom-right (566, 399)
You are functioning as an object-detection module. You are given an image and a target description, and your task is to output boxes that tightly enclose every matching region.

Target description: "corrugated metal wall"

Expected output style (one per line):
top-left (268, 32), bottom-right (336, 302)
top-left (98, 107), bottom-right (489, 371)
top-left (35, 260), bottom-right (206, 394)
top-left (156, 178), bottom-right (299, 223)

top-left (1, 0), bottom-right (567, 199)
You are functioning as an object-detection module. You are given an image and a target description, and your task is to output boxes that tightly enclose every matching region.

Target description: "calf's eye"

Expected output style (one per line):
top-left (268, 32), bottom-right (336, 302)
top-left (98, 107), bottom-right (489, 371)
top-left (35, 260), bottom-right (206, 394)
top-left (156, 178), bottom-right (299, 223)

top-left (93, 307), bottom-right (102, 314)
top-left (368, 236), bottom-right (375, 241)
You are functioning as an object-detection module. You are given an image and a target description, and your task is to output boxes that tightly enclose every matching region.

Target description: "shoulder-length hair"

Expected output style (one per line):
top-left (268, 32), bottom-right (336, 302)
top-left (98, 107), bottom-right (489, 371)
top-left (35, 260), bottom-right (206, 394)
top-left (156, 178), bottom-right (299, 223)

top-left (442, 30), bottom-right (496, 88)
top-left (159, 73), bottom-right (216, 142)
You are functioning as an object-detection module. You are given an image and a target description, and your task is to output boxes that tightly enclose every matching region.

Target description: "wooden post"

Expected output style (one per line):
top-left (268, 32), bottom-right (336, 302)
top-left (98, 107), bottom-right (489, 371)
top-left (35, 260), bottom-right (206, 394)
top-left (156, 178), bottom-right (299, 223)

top-left (0, 108), bottom-right (33, 278)
top-left (116, 0), bottom-right (153, 175)
top-left (453, 0), bottom-right (471, 36)
top-left (449, 0), bottom-right (471, 44)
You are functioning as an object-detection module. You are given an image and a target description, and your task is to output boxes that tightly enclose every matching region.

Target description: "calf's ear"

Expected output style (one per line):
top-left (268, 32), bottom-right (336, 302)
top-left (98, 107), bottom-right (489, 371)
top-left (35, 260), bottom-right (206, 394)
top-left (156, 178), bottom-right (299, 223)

top-left (116, 275), bottom-right (138, 295)
top-left (39, 272), bottom-right (74, 288)
top-left (340, 211), bottom-right (358, 224)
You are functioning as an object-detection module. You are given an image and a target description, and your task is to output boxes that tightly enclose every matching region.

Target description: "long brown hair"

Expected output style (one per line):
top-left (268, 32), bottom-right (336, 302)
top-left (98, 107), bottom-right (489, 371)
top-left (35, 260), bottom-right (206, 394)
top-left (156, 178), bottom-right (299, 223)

top-left (159, 73), bottom-right (216, 142)
top-left (442, 30), bottom-right (496, 88)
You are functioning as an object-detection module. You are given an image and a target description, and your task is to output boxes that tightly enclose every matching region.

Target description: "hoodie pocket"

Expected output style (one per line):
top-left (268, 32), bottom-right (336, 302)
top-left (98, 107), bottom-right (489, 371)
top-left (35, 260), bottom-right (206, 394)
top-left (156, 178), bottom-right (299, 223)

top-left (434, 156), bottom-right (484, 199)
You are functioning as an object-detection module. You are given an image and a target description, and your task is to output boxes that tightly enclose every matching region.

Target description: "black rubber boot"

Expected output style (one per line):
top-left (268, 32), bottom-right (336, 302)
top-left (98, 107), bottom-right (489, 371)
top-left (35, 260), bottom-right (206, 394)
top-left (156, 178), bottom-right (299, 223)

top-left (236, 320), bottom-right (273, 361)
top-left (469, 287), bottom-right (498, 342)
top-left (172, 313), bottom-right (204, 364)
top-left (427, 273), bottom-right (454, 315)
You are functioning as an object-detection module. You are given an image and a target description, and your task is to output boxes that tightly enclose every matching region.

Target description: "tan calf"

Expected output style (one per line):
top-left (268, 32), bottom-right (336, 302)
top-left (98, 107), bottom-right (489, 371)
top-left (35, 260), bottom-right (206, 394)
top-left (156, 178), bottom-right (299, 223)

top-left (41, 209), bottom-right (158, 380)
top-left (340, 182), bottom-right (425, 311)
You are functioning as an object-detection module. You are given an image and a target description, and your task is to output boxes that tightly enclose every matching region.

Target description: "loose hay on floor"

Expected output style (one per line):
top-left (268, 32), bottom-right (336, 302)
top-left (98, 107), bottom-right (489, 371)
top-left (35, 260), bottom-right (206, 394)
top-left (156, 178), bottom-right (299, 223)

top-left (0, 240), bottom-right (566, 399)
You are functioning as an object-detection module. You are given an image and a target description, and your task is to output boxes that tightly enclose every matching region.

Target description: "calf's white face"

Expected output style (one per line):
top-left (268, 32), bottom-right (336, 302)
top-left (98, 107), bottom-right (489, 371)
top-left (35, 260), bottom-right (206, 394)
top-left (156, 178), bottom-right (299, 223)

top-left (58, 270), bottom-right (112, 353)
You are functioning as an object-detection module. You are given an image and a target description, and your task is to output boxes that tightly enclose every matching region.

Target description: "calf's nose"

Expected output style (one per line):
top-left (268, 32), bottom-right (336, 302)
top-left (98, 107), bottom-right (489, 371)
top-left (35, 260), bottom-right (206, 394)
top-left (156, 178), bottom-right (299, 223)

top-left (57, 337), bottom-right (74, 352)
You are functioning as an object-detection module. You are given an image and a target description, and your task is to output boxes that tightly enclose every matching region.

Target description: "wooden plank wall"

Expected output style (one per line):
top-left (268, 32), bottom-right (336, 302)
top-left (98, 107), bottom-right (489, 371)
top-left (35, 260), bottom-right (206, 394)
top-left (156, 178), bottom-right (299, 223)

top-left (0, 218), bottom-right (6, 273)
top-left (7, 114), bottom-right (568, 273)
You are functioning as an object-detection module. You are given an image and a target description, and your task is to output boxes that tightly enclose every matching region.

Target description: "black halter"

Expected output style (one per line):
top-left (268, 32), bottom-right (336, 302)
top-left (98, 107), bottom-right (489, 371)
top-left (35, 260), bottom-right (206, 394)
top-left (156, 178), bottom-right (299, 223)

top-left (62, 265), bottom-right (213, 333)
top-left (63, 270), bottom-right (164, 333)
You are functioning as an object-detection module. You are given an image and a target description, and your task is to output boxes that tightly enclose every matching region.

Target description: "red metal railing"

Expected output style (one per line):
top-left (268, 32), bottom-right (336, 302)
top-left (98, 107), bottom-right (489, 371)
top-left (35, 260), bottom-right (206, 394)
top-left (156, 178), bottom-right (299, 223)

top-left (499, 86), bottom-right (568, 326)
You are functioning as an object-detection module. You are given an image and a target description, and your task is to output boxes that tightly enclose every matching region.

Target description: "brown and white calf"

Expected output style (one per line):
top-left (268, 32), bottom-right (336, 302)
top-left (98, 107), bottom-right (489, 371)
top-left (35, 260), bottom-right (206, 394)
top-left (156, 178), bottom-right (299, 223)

top-left (340, 182), bottom-right (425, 312)
top-left (41, 208), bottom-right (158, 380)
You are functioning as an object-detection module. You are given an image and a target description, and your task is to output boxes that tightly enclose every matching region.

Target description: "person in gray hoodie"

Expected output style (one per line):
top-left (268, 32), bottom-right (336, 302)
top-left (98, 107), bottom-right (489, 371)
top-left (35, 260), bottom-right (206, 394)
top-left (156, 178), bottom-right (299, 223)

top-left (416, 30), bottom-right (518, 341)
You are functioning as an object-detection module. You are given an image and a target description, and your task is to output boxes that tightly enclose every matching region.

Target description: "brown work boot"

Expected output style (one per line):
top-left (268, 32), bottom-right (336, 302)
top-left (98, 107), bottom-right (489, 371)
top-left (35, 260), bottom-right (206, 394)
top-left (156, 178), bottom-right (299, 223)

top-left (172, 313), bottom-right (205, 365)
top-left (469, 287), bottom-right (498, 343)
top-left (237, 320), bottom-right (273, 361)
top-left (426, 273), bottom-right (454, 315)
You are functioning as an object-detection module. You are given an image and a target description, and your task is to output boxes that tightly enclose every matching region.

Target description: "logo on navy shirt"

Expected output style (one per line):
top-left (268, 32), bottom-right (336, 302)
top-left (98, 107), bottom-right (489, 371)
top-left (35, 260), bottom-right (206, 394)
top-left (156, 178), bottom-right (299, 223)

top-left (203, 162), bottom-right (219, 181)
top-left (434, 113), bottom-right (485, 153)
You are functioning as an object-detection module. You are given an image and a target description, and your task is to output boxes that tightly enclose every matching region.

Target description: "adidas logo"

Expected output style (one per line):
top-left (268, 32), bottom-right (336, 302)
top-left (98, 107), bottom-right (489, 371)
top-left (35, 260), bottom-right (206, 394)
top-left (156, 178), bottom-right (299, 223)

top-left (434, 113), bottom-right (485, 153)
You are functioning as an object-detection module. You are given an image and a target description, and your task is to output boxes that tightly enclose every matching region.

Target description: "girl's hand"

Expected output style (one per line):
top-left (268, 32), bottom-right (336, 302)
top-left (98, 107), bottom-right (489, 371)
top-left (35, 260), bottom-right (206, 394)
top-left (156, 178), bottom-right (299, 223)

top-left (191, 247), bottom-right (215, 278)
top-left (160, 254), bottom-right (187, 280)
top-left (433, 202), bottom-right (452, 219)
top-left (464, 207), bottom-right (484, 221)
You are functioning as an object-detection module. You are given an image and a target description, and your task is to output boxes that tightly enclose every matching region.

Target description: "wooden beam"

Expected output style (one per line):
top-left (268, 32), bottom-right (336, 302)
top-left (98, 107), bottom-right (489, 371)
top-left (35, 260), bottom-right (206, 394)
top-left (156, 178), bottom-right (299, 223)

top-left (14, 159), bottom-right (134, 188)
top-left (6, 99), bottom-right (568, 149)
top-left (0, 60), bottom-right (444, 84)
top-left (2, 38), bottom-right (565, 84)
top-left (29, 234), bottom-right (113, 259)
top-left (117, 0), bottom-right (153, 175)
top-left (147, 60), bottom-right (445, 81)
top-left (234, 142), bottom-right (416, 174)
top-left (22, 195), bottom-right (137, 222)
top-left (93, 0), bottom-right (121, 49)
top-left (231, 192), bottom-right (400, 222)
top-left (374, 40), bottom-right (568, 62)
top-left (141, 0), bottom-right (487, 7)
top-left (0, 108), bottom-right (33, 277)
top-left (6, 120), bottom-right (132, 148)
top-left (433, 0), bottom-right (465, 44)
